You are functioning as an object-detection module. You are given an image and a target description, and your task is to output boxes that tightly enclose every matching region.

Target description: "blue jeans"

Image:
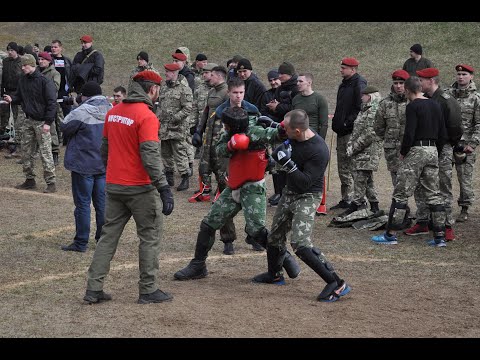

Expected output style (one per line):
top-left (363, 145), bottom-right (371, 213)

top-left (71, 171), bottom-right (106, 249)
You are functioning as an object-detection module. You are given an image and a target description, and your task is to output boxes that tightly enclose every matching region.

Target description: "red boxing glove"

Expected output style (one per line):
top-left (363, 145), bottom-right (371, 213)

top-left (227, 133), bottom-right (250, 151)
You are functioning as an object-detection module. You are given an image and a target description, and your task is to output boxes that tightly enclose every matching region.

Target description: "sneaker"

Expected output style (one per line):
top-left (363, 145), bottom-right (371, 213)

top-left (403, 223), bottom-right (429, 236)
top-left (445, 227), bottom-right (455, 242)
top-left (223, 242), bottom-right (234, 255)
top-left (427, 238), bottom-right (447, 247)
top-left (329, 200), bottom-right (350, 210)
top-left (83, 290), bottom-right (112, 304)
top-left (137, 289), bottom-right (173, 304)
top-left (252, 272), bottom-right (285, 285)
top-left (371, 232), bottom-right (398, 245)
top-left (61, 243), bottom-right (87, 253)
top-left (43, 183), bottom-right (57, 193)
top-left (318, 280), bottom-right (352, 302)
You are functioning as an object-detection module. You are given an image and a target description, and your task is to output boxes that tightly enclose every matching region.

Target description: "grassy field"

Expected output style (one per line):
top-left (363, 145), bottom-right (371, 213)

top-left (1, 22), bottom-right (479, 108)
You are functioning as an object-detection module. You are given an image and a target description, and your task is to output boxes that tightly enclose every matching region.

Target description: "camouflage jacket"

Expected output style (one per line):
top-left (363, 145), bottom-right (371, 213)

top-left (348, 92), bottom-right (382, 170)
top-left (198, 82), bottom-right (229, 148)
top-left (192, 79), bottom-right (212, 129)
top-left (157, 74), bottom-right (193, 141)
top-left (41, 64), bottom-right (61, 92)
top-left (374, 90), bottom-right (407, 149)
top-left (128, 63), bottom-right (158, 88)
top-left (445, 81), bottom-right (480, 148)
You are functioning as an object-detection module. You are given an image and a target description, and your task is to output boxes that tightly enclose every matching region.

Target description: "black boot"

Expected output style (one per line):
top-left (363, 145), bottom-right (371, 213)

top-left (174, 221), bottom-right (215, 280)
top-left (176, 174), bottom-right (189, 191)
top-left (370, 201), bottom-right (380, 215)
top-left (222, 241), bottom-right (234, 255)
top-left (165, 170), bottom-right (174, 187)
top-left (53, 152), bottom-right (59, 166)
top-left (295, 246), bottom-right (350, 302)
top-left (338, 202), bottom-right (359, 217)
top-left (252, 245), bottom-right (286, 285)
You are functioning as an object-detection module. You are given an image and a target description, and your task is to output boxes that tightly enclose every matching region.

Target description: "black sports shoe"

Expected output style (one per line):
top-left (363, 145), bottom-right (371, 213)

top-left (61, 243), bottom-right (87, 253)
top-left (137, 289), bottom-right (173, 304)
top-left (330, 200), bottom-right (351, 210)
top-left (83, 290), bottom-right (112, 304)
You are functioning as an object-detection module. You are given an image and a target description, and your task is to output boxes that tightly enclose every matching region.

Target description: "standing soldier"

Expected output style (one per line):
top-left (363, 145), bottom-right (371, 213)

top-left (374, 69), bottom-right (410, 186)
top-left (342, 85), bottom-right (382, 216)
top-left (128, 51), bottom-right (158, 88)
top-left (71, 35), bottom-right (105, 93)
top-left (191, 53), bottom-right (208, 86)
top-left (445, 64), bottom-right (480, 223)
top-left (157, 62), bottom-right (193, 191)
top-left (403, 68), bottom-right (463, 242)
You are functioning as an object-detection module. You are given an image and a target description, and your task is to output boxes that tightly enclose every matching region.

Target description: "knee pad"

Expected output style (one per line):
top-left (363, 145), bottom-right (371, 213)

top-left (312, 247), bottom-right (334, 271)
top-left (429, 204), bottom-right (446, 234)
top-left (387, 199), bottom-right (408, 231)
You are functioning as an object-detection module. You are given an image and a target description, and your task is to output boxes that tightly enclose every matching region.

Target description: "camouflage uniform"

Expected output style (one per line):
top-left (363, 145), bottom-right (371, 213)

top-left (414, 90), bottom-right (462, 227)
top-left (189, 75), bottom-right (211, 164)
top-left (374, 90), bottom-right (408, 186)
top-left (41, 64), bottom-right (61, 154)
top-left (445, 81), bottom-right (480, 207)
top-left (157, 74), bottom-right (193, 176)
top-left (128, 63), bottom-right (158, 90)
top-left (347, 92), bottom-right (382, 207)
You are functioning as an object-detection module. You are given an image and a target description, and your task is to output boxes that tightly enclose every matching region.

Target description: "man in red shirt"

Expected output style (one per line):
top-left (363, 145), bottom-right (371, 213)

top-left (83, 70), bottom-right (175, 305)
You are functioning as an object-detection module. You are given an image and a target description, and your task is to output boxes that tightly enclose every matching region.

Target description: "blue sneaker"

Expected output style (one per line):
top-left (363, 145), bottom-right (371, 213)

top-left (371, 232), bottom-right (398, 245)
top-left (427, 238), bottom-right (447, 247)
top-left (318, 281), bottom-right (352, 302)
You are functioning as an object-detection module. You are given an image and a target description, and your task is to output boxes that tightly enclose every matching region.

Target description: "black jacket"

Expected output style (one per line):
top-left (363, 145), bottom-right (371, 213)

top-left (179, 66), bottom-right (195, 93)
top-left (244, 73), bottom-right (267, 110)
top-left (72, 47), bottom-right (105, 92)
top-left (273, 74), bottom-right (299, 120)
top-left (11, 69), bottom-right (57, 125)
top-left (428, 88), bottom-right (463, 148)
top-left (331, 73), bottom-right (367, 137)
top-left (259, 88), bottom-right (281, 122)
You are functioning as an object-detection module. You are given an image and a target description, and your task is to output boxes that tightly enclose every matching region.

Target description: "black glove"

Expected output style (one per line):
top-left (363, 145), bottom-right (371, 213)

top-left (158, 185), bottom-right (174, 216)
top-left (257, 116), bottom-right (279, 128)
top-left (265, 154), bottom-right (276, 174)
top-left (189, 125), bottom-right (197, 136)
top-left (192, 132), bottom-right (202, 148)
top-left (272, 141), bottom-right (297, 174)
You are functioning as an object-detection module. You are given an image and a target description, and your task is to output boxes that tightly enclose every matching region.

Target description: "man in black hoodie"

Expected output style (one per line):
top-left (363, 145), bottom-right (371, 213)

top-left (331, 57), bottom-right (367, 210)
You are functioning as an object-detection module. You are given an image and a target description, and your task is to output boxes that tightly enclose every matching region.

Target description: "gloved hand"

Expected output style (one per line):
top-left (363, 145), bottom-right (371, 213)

top-left (257, 116), bottom-right (278, 128)
top-left (158, 185), bottom-right (174, 215)
top-left (192, 132), bottom-right (202, 148)
top-left (346, 144), bottom-right (354, 157)
top-left (272, 141), bottom-right (297, 174)
top-left (227, 133), bottom-right (250, 152)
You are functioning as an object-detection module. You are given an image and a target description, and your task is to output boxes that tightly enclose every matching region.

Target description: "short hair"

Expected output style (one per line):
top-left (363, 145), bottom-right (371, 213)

top-left (113, 86), bottom-right (126, 95)
top-left (286, 109), bottom-right (309, 130)
top-left (227, 77), bottom-right (245, 91)
top-left (51, 39), bottom-right (63, 46)
top-left (298, 72), bottom-right (314, 84)
top-left (211, 65), bottom-right (227, 78)
top-left (404, 76), bottom-right (422, 93)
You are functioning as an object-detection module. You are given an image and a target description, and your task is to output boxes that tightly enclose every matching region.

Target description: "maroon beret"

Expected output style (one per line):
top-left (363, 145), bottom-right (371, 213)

top-left (164, 62), bottom-right (182, 71)
top-left (416, 68), bottom-right (439, 78)
top-left (80, 35), bottom-right (93, 43)
top-left (341, 57), bottom-right (359, 67)
top-left (391, 69), bottom-right (410, 81)
top-left (172, 52), bottom-right (187, 61)
top-left (455, 64), bottom-right (474, 74)
top-left (133, 70), bottom-right (162, 85)
top-left (38, 51), bottom-right (52, 62)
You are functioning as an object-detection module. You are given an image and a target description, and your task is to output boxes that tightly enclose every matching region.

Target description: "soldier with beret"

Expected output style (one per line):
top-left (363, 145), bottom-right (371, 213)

top-left (331, 57), bottom-right (367, 210)
top-left (172, 51), bottom-right (195, 93)
top-left (84, 70), bottom-right (175, 305)
top-left (157, 62), bottom-right (193, 192)
top-left (403, 68), bottom-right (462, 242)
top-left (71, 35), bottom-right (105, 93)
top-left (402, 43), bottom-right (434, 77)
top-left (374, 69), bottom-right (410, 186)
top-left (445, 64), bottom-right (480, 223)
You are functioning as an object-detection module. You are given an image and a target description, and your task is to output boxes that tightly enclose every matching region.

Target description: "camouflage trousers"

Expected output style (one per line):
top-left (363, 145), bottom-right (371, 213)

top-left (49, 103), bottom-right (63, 153)
top-left (185, 134), bottom-right (194, 165)
top-left (352, 169), bottom-right (378, 206)
top-left (268, 189), bottom-right (322, 251)
top-left (161, 139), bottom-right (189, 176)
top-left (384, 147), bottom-right (401, 186)
top-left (87, 189), bottom-right (163, 294)
top-left (1, 104), bottom-right (26, 144)
top-left (336, 134), bottom-right (353, 202)
top-left (21, 118), bottom-right (56, 184)
top-left (198, 144), bottom-right (228, 190)
top-left (415, 144), bottom-right (454, 226)
top-left (455, 150), bottom-right (476, 207)
top-left (204, 180), bottom-right (266, 237)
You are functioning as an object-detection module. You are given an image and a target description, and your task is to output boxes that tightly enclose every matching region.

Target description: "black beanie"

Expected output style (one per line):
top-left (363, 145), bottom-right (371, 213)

top-left (137, 51), bottom-right (149, 63)
top-left (81, 81), bottom-right (102, 97)
top-left (236, 58), bottom-right (252, 71)
top-left (410, 43), bottom-right (423, 55)
top-left (278, 61), bottom-right (295, 76)
top-left (7, 41), bottom-right (19, 53)
top-left (195, 53), bottom-right (207, 61)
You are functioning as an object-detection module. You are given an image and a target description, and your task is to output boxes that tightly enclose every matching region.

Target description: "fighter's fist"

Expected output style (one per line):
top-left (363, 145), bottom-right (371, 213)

top-left (272, 140), bottom-right (297, 174)
top-left (227, 133), bottom-right (250, 152)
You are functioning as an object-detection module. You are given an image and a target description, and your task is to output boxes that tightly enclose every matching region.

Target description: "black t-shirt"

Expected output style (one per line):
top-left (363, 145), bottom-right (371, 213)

top-left (53, 55), bottom-right (67, 98)
top-left (286, 133), bottom-right (329, 194)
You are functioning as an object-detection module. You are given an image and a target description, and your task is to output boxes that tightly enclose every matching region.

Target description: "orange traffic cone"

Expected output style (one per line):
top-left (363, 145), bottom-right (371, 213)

top-left (316, 177), bottom-right (327, 216)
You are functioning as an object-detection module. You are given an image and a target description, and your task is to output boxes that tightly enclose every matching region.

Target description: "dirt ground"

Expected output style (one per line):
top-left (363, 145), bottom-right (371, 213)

top-left (0, 138), bottom-right (479, 340)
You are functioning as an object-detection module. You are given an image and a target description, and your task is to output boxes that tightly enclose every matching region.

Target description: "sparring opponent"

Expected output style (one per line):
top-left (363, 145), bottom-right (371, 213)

top-left (174, 106), bottom-right (300, 281)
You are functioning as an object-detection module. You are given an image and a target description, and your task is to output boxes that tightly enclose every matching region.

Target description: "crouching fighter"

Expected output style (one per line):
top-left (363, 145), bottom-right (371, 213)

top-left (253, 109), bottom-right (352, 302)
top-left (174, 106), bottom-right (301, 281)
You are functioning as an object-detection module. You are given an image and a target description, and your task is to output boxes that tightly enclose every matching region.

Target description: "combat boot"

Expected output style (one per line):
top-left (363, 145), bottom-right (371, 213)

top-left (223, 241), bottom-right (234, 255)
top-left (53, 152), bottom-right (59, 166)
top-left (176, 174), bottom-right (189, 191)
top-left (370, 201), bottom-right (380, 215)
top-left (137, 289), bottom-right (173, 304)
top-left (456, 206), bottom-right (469, 222)
top-left (83, 290), bottom-right (112, 304)
top-left (252, 245), bottom-right (286, 285)
top-left (43, 183), bottom-right (57, 193)
top-left (15, 178), bottom-right (37, 190)
top-left (165, 170), bottom-right (174, 187)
